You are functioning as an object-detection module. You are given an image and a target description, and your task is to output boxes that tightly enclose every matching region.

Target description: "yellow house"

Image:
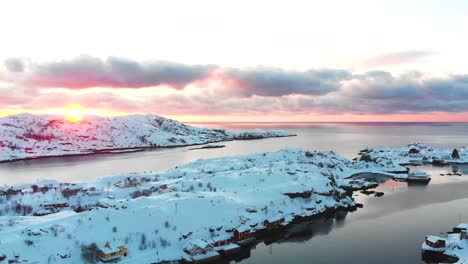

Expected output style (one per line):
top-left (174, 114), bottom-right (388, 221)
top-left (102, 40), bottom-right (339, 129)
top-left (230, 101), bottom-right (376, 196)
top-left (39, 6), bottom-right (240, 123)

top-left (98, 242), bottom-right (128, 262)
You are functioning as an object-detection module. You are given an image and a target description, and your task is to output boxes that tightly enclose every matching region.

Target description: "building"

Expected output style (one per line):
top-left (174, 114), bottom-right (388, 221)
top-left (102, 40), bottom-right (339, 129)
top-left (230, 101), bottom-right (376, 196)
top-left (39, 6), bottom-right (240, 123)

top-left (263, 217), bottom-right (285, 229)
top-left (233, 226), bottom-right (251, 241)
top-left (409, 153), bottom-right (424, 159)
top-left (98, 242), bottom-right (128, 262)
top-left (209, 234), bottom-right (231, 248)
top-left (425, 236), bottom-right (446, 249)
top-left (183, 239), bottom-right (214, 256)
top-left (43, 202), bottom-right (69, 210)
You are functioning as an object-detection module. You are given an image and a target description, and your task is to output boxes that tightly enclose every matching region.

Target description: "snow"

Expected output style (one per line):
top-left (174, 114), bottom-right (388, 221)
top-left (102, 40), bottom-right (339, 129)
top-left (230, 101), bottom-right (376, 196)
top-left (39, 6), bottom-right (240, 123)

top-left (0, 147), bottom-right (401, 263)
top-left (427, 235), bottom-right (445, 243)
top-left (358, 143), bottom-right (468, 167)
top-left (0, 113), bottom-right (295, 162)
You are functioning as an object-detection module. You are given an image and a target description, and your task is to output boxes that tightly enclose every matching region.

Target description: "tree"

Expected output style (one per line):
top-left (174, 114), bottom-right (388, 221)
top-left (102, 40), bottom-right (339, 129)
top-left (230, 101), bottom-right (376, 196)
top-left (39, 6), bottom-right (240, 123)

top-left (81, 243), bottom-right (99, 263)
top-left (408, 148), bottom-right (419, 154)
top-left (452, 148), bottom-right (460, 159)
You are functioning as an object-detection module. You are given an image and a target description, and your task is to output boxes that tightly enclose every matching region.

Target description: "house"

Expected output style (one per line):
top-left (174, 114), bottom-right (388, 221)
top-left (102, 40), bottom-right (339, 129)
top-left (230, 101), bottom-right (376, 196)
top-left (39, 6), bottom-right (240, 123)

top-left (233, 226), bottom-right (251, 241)
top-left (5, 188), bottom-right (21, 196)
top-left (33, 209), bottom-right (53, 216)
top-left (184, 239), bottom-right (214, 256)
top-left (409, 153), bottom-right (424, 159)
top-left (208, 234), bottom-right (241, 255)
top-left (454, 223), bottom-right (468, 233)
top-left (425, 236), bottom-right (446, 249)
top-left (98, 242), bottom-right (128, 262)
top-left (124, 177), bottom-right (140, 188)
top-left (157, 184), bottom-right (171, 193)
top-left (209, 234), bottom-right (231, 248)
top-left (43, 202), bottom-right (69, 210)
top-left (263, 217), bottom-right (285, 229)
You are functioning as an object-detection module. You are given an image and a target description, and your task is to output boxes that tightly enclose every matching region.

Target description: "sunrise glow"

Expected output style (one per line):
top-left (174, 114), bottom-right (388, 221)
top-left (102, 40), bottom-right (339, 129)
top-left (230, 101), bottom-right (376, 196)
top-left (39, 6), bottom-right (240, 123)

top-left (64, 104), bottom-right (84, 122)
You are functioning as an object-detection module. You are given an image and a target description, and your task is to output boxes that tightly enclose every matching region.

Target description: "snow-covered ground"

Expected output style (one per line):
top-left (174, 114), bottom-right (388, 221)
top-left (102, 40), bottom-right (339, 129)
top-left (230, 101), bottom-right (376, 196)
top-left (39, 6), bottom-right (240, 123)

top-left (0, 148), bottom-right (401, 264)
top-left (356, 143), bottom-right (468, 172)
top-left (0, 113), bottom-right (294, 162)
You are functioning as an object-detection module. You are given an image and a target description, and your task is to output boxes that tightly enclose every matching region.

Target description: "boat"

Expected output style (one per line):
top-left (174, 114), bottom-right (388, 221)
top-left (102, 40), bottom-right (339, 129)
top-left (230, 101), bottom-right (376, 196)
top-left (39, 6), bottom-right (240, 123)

top-left (407, 171), bottom-right (431, 183)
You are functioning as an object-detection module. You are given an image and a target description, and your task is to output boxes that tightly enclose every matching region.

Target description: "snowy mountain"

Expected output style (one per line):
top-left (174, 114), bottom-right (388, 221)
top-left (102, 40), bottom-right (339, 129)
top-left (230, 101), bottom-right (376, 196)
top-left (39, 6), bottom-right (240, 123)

top-left (0, 113), bottom-right (295, 162)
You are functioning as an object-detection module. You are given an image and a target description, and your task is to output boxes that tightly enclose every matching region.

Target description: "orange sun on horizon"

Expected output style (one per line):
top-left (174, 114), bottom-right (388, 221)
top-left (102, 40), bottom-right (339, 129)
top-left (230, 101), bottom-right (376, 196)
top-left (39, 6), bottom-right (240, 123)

top-left (64, 104), bottom-right (85, 122)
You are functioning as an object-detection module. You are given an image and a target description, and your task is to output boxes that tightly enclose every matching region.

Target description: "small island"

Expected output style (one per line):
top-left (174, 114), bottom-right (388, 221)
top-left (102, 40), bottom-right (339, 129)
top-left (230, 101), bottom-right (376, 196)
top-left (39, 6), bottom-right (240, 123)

top-left (0, 114), bottom-right (294, 162)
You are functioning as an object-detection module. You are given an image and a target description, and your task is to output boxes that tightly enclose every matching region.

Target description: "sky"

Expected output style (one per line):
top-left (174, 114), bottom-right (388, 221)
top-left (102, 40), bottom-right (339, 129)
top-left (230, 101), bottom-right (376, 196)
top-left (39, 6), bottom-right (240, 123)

top-left (1, 0), bottom-right (468, 122)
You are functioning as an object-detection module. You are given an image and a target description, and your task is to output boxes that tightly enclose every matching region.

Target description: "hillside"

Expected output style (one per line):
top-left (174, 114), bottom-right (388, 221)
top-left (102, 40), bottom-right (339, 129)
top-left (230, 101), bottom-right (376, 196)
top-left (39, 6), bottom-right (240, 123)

top-left (0, 113), bottom-right (294, 162)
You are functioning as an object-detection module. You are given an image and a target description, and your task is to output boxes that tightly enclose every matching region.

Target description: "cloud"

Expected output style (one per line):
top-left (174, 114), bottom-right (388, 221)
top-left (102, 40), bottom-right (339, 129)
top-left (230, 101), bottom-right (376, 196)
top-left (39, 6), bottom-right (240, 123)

top-left (223, 67), bottom-right (351, 97)
top-left (2, 56), bottom-right (468, 119)
top-left (365, 50), bottom-right (433, 66)
top-left (18, 56), bottom-right (215, 89)
top-left (4, 58), bottom-right (25, 72)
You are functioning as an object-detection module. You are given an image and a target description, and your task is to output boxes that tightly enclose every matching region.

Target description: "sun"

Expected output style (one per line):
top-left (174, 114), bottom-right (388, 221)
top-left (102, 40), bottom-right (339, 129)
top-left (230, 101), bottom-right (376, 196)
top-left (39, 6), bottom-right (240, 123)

top-left (64, 104), bottom-right (84, 122)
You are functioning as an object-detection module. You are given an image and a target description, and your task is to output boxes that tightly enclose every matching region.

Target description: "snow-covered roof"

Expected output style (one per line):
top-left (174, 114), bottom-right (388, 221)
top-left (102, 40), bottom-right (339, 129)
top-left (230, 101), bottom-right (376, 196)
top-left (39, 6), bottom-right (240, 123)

top-left (456, 223), bottom-right (468, 230)
top-left (235, 226), bottom-right (251, 232)
top-left (189, 239), bottom-right (210, 249)
top-left (426, 235), bottom-right (445, 243)
top-left (210, 234), bottom-right (231, 242)
top-left (99, 243), bottom-right (122, 254)
top-left (266, 216), bottom-right (284, 222)
top-left (409, 171), bottom-right (429, 177)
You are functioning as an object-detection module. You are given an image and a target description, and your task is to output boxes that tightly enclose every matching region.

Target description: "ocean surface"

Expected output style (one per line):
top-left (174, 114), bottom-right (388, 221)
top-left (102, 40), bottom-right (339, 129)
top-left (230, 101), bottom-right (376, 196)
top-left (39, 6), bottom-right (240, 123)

top-left (1, 122), bottom-right (468, 263)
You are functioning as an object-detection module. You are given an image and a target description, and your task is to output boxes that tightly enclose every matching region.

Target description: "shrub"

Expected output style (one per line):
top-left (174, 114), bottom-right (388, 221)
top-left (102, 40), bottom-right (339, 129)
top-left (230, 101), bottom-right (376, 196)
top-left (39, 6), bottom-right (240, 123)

top-left (81, 243), bottom-right (99, 263)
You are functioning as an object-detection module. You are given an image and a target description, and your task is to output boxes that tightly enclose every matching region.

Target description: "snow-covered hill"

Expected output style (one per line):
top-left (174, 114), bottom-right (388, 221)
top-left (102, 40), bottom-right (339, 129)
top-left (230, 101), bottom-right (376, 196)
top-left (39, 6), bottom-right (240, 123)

top-left (0, 148), bottom-right (385, 264)
top-left (0, 113), bottom-right (294, 162)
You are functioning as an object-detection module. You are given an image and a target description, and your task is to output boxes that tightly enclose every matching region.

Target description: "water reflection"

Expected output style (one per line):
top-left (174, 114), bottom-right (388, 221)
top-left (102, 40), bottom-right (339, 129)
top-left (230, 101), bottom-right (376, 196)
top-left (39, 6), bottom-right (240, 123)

top-left (237, 165), bottom-right (468, 264)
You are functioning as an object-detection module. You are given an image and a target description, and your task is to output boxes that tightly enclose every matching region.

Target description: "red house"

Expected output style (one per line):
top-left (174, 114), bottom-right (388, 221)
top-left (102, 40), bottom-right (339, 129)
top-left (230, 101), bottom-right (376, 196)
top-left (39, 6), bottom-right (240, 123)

top-left (425, 236), bottom-right (446, 248)
top-left (263, 217), bottom-right (285, 229)
top-left (233, 226), bottom-right (251, 241)
top-left (209, 234), bottom-right (231, 247)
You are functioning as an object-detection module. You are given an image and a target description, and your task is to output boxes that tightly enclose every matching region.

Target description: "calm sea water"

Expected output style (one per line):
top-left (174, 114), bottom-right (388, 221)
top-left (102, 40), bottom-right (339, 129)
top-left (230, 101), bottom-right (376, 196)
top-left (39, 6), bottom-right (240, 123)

top-left (1, 122), bottom-right (467, 185)
top-left (1, 122), bottom-right (468, 264)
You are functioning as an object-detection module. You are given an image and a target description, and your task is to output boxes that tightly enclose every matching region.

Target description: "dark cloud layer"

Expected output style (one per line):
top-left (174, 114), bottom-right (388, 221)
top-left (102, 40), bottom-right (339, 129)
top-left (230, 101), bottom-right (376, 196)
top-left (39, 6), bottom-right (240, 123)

top-left (4, 58), bottom-right (25, 72)
top-left (24, 56), bottom-right (215, 89)
top-left (224, 67), bottom-right (351, 97)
